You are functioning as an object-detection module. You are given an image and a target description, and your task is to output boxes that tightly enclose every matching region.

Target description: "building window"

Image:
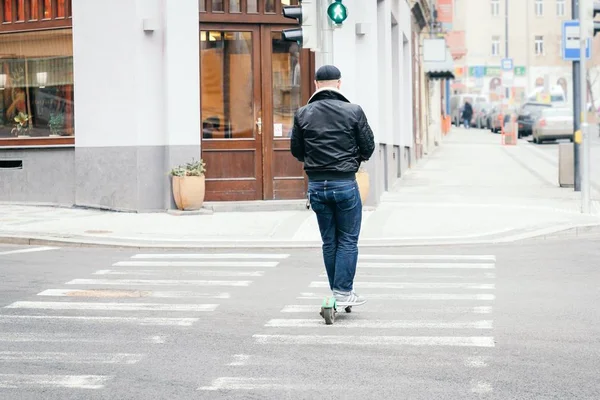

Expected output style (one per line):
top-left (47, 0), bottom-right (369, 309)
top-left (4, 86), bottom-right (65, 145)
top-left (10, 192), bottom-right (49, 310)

top-left (535, 35), bottom-right (544, 55)
top-left (556, 0), bottom-right (565, 16)
top-left (491, 0), bottom-right (499, 16)
top-left (492, 36), bottom-right (501, 56)
top-left (535, 0), bottom-right (544, 16)
top-left (0, 29), bottom-right (74, 142)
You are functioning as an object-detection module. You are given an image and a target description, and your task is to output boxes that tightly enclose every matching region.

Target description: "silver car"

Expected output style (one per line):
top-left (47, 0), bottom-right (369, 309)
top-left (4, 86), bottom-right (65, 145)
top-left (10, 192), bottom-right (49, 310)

top-left (532, 107), bottom-right (574, 144)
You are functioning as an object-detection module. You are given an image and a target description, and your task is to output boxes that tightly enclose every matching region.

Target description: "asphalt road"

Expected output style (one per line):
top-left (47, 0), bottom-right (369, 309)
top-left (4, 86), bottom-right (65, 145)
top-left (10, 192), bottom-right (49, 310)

top-left (0, 239), bottom-right (599, 399)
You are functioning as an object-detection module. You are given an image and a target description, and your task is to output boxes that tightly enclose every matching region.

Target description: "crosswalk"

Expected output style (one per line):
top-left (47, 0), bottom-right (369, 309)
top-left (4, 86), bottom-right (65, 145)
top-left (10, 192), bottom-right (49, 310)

top-left (199, 252), bottom-right (497, 396)
top-left (0, 251), bottom-right (288, 392)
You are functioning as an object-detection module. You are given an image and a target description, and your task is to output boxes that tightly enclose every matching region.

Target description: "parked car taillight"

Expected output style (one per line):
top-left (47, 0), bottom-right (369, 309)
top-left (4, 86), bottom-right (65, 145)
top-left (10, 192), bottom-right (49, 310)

top-left (538, 118), bottom-right (547, 127)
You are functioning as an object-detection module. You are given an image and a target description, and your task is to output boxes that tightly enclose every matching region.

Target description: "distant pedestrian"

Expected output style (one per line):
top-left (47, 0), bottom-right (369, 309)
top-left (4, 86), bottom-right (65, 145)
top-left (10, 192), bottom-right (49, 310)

top-left (462, 101), bottom-right (473, 129)
top-left (290, 65), bottom-right (375, 306)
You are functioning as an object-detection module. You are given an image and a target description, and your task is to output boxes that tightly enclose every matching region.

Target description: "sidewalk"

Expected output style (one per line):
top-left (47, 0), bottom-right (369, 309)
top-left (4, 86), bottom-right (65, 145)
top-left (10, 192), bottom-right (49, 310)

top-left (1, 128), bottom-right (599, 249)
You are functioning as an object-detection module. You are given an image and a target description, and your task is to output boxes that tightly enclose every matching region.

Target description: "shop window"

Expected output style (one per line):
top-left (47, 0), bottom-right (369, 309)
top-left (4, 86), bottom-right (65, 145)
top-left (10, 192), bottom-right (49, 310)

top-left (0, 29), bottom-right (74, 143)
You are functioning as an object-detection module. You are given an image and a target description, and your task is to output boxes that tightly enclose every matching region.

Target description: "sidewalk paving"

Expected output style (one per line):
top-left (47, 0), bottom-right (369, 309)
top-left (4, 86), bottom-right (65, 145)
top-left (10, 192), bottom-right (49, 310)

top-left (1, 128), bottom-right (599, 249)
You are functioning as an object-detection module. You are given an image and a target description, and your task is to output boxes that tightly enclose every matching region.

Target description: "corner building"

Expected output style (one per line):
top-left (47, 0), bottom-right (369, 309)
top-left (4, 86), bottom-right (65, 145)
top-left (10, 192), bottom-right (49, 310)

top-left (0, 0), bottom-right (416, 211)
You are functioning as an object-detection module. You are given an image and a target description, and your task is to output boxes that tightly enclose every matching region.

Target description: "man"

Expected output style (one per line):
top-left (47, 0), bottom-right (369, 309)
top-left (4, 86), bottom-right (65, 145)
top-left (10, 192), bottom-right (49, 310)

top-left (462, 100), bottom-right (473, 129)
top-left (290, 65), bottom-right (375, 306)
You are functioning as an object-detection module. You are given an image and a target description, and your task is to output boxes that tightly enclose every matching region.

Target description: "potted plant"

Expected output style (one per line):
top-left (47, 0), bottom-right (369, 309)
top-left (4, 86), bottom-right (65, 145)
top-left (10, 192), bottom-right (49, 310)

top-left (48, 113), bottom-right (65, 137)
top-left (11, 112), bottom-right (31, 138)
top-left (170, 158), bottom-right (207, 211)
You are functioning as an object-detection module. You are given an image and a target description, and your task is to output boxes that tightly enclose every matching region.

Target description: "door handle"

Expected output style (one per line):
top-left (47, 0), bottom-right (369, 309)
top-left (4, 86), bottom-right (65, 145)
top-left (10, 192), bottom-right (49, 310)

top-left (256, 117), bottom-right (262, 136)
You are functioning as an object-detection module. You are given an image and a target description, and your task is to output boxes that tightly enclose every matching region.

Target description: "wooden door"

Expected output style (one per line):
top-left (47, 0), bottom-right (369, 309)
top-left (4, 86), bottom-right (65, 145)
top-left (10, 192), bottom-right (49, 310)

top-left (260, 26), bottom-right (310, 200)
top-left (200, 26), bottom-right (264, 201)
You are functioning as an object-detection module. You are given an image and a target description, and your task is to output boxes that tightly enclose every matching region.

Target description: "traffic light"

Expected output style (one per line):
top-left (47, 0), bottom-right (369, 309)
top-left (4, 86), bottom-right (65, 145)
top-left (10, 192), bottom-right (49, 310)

top-left (327, 0), bottom-right (347, 25)
top-left (594, 3), bottom-right (600, 36)
top-left (582, 1), bottom-right (600, 37)
top-left (282, 0), bottom-right (318, 49)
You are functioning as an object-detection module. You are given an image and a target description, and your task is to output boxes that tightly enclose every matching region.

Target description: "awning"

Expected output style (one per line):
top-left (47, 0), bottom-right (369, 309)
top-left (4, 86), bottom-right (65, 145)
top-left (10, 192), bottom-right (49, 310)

top-left (424, 48), bottom-right (455, 80)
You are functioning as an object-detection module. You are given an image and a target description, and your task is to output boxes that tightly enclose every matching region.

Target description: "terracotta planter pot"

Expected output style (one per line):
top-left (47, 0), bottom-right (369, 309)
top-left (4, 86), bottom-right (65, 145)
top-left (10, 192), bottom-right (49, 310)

top-left (355, 170), bottom-right (370, 204)
top-left (172, 175), bottom-right (206, 210)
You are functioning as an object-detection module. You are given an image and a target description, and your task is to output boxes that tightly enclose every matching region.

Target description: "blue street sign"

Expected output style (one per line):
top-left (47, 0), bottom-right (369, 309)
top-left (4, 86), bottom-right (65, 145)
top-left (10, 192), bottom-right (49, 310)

top-left (501, 58), bottom-right (513, 71)
top-left (562, 20), bottom-right (592, 61)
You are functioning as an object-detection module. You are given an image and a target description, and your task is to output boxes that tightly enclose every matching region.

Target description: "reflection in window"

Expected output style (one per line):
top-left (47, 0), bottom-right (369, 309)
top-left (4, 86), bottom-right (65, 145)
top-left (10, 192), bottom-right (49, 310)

top-left (43, 0), bottom-right (51, 18)
top-left (3, 1), bottom-right (12, 22)
top-left (57, 0), bottom-right (66, 17)
top-left (0, 29), bottom-right (75, 140)
top-left (271, 32), bottom-right (301, 138)
top-left (17, 0), bottom-right (25, 21)
top-left (30, 0), bottom-right (38, 19)
top-left (265, 0), bottom-right (275, 12)
top-left (229, 0), bottom-right (241, 12)
top-left (200, 31), bottom-right (254, 139)
top-left (212, 0), bottom-right (224, 12)
top-left (247, 0), bottom-right (257, 12)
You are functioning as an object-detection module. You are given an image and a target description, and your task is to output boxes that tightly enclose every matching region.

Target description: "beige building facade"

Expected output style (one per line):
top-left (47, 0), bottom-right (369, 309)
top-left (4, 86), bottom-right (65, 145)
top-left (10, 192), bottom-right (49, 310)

top-left (450, 0), bottom-right (600, 105)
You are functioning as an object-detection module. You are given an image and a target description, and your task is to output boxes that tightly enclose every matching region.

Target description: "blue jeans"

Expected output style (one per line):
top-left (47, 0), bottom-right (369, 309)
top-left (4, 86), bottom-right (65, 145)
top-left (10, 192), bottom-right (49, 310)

top-left (308, 179), bottom-right (362, 293)
top-left (463, 118), bottom-right (470, 129)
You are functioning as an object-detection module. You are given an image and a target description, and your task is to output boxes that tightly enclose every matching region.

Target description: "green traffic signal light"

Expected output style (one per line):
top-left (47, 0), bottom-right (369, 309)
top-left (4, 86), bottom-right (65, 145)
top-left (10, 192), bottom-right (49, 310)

top-left (327, 0), bottom-right (347, 24)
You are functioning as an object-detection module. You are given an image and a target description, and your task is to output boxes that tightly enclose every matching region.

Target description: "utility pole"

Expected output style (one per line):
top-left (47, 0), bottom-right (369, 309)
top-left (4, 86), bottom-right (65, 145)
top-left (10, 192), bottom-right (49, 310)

top-left (579, 0), bottom-right (591, 213)
top-left (505, 0), bottom-right (509, 99)
top-left (573, 0), bottom-right (582, 192)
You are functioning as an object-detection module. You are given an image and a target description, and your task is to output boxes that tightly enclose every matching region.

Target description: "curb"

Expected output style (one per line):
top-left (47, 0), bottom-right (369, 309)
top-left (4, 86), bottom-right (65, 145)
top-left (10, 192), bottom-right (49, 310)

top-left (1, 222), bottom-right (599, 249)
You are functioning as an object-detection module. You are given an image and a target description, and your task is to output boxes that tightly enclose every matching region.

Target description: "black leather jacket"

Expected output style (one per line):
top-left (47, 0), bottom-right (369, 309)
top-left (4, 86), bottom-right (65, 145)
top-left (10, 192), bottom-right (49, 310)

top-left (290, 88), bottom-right (375, 181)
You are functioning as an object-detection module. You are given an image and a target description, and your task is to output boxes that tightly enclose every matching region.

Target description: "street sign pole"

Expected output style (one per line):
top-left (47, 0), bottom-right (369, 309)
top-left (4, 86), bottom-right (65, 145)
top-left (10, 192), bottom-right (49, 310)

top-left (319, 0), bottom-right (334, 66)
top-left (579, 0), bottom-right (591, 213)
top-left (570, 2), bottom-right (582, 192)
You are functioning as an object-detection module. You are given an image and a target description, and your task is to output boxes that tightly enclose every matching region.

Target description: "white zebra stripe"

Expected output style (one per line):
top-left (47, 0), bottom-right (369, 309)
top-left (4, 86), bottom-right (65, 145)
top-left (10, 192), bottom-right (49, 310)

top-left (309, 282), bottom-right (495, 290)
top-left (4, 301), bottom-right (218, 312)
top-left (0, 374), bottom-right (110, 389)
top-left (132, 253), bottom-right (289, 260)
top-left (265, 319), bottom-right (493, 329)
top-left (253, 334), bottom-right (495, 347)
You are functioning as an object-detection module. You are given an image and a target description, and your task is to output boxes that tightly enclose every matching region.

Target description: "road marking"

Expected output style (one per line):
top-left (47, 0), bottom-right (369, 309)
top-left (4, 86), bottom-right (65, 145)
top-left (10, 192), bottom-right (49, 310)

top-left (66, 279), bottom-right (252, 287)
top-left (324, 272), bottom-right (497, 279)
top-left (280, 305), bottom-right (493, 314)
top-left (5, 301), bottom-right (218, 312)
top-left (37, 289), bottom-right (231, 299)
top-left (114, 261), bottom-right (279, 268)
top-left (94, 269), bottom-right (265, 277)
top-left (253, 335), bottom-right (495, 347)
top-left (0, 246), bottom-right (58, 256)
top-left (298, 293), bottom-right (495, 301)
top-left (0, 332), bottom-right (165, 344)
top-left (471, 380), bottom-right (493, 394)
top-left (0, 315), bottom-right (198, 326)
top-left (309, 282), bottom-right (495, 290)
top-left (0, 374), bottom-right (110, 389)
top-left (359, 263), bottom-right (495, 269)
top-left (359, 254), bottom-right (496, 261)
top-left (227, 354), bottom-right (251, 366)
top-left (198, 377), bottom-right (302, 391)
top-left (0, 351), bottom-right (143, 365)
top-left (265, 319), bottom-right (493, 329)
top-left (132, 253), bottom-right (289, 260)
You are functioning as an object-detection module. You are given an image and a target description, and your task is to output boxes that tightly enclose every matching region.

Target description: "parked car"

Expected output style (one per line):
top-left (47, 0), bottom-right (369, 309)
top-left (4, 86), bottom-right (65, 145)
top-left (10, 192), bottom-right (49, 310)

top-left (471, 101), bottom-right (492, 129)
top-left (532, 107), bottom-right (574, 144)
top-left (516, 102), bottom-right (553, 138)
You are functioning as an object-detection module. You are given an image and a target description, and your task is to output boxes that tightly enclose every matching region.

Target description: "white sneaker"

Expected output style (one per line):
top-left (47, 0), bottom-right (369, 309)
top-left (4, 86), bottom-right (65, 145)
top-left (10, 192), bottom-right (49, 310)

top-left (333, 291), bottom-right (367, 306)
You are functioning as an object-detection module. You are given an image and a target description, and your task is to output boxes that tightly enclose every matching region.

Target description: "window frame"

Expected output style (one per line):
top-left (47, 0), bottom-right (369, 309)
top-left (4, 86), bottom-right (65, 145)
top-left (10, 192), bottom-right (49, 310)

top-left (535, 0), bottom-right (544, 16)
top-left (0, 26), bottom-right (75, 147)
top-left (535, 35), bottom-right (544, 55)
top-left (491, 35), bottom-right (501, 56)
top-left (556, 0), bottom-right (565, 16)
top-left (491, 0), bottom-right (500, 16)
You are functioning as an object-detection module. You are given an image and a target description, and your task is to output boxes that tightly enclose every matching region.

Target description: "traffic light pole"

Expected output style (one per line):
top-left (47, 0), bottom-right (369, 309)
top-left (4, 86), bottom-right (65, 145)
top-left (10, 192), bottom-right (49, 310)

top-left (579, 0), bottom-right (591, 213)
top-left (319, 0), bottom-right (334, 66)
